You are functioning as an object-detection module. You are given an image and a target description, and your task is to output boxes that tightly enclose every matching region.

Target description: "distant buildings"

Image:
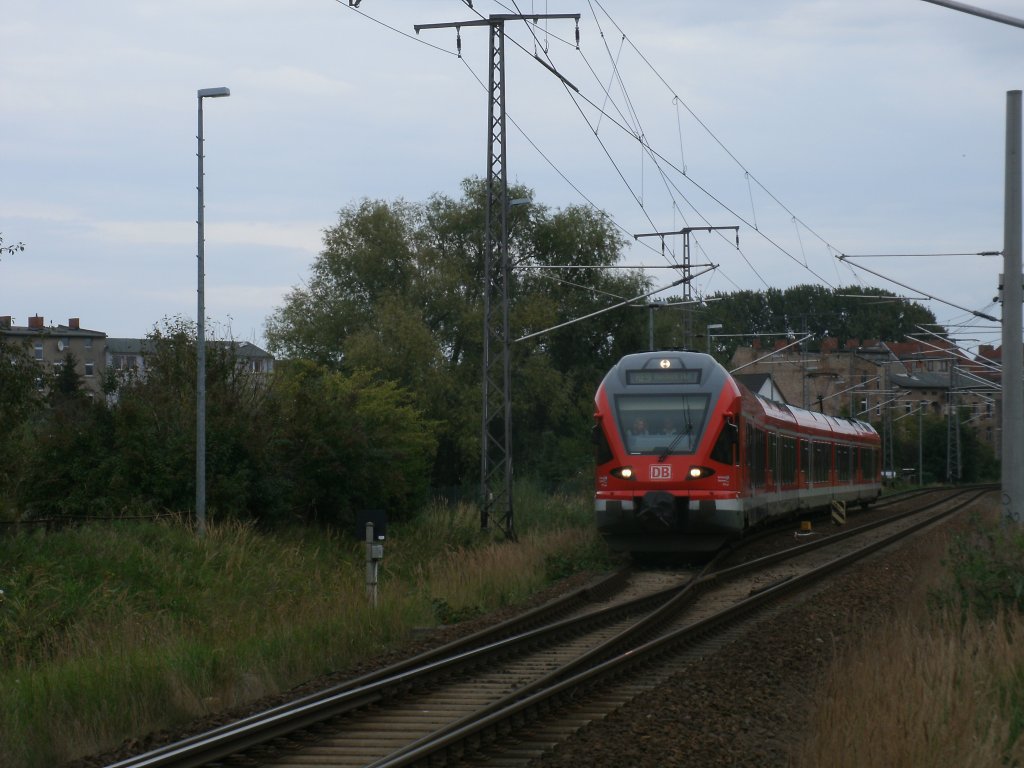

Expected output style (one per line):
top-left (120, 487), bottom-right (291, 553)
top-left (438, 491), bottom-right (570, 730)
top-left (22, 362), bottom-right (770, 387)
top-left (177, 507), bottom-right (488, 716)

top-left (728, 336), bottom-right (1005, 463)
top-left (0, 314), bottom-right (274, 397)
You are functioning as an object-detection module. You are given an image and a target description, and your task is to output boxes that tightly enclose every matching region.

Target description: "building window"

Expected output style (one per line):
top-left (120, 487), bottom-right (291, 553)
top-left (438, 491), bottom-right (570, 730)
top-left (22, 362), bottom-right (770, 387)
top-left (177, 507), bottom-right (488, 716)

top-left (84, 361), bottom-right (94, 377)
top-left (34, 342), bottom-right (43, 360)
top-left (84, 337), bottom-right (93, 350)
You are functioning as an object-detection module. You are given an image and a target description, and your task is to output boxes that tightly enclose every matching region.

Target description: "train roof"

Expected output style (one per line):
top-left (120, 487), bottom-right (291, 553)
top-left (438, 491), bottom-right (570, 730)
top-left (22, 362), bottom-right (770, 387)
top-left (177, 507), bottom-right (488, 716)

top-left (739, 382), bottom-right (878, 440)
top-left (599, 349), bottom-right (734, 395)
top-left (599, 350), bottom-right (877, 441)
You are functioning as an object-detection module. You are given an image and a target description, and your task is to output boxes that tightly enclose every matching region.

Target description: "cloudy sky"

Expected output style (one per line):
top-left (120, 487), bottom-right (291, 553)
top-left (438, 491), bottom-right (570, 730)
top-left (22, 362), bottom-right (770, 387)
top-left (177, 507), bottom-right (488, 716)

top-left (2, 1), bottom-right (1022, 353)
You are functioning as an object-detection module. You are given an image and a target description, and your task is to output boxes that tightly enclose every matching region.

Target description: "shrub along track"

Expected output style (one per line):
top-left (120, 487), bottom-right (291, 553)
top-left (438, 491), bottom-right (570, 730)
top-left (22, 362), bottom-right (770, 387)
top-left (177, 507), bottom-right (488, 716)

top-left (102, 486), bottom-right (984, 768)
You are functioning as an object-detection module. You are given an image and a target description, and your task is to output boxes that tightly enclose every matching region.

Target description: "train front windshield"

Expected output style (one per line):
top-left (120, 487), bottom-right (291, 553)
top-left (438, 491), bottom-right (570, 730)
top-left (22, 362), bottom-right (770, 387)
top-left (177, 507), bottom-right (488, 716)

top-left (617, 393), bottom-right (711, 455)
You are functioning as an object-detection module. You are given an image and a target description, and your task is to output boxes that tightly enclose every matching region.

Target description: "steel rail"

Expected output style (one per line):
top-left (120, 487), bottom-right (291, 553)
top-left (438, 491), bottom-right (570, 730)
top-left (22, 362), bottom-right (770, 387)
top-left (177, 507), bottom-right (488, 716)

top-left (107, 564), bottom-right (712, 768)
top-left (108, 487), bottom-right (985, 767)
top-left (368, 487), bottom-right (989, 767)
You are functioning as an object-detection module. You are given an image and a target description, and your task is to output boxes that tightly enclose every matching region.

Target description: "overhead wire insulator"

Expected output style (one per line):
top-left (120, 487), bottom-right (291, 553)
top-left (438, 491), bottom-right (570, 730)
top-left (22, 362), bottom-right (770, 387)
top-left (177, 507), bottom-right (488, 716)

top-left (456, 26), bottom-right (462, 57)
top-left (575, 21), bottom-right (580, 48)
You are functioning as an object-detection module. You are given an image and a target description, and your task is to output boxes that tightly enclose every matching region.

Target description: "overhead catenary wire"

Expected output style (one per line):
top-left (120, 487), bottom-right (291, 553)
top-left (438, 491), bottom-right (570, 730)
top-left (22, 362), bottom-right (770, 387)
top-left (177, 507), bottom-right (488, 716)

top-left (348, 0), bottom-right (826, 295)
top-left (516, 268), bottom-right (715, 342)
top-left (342, 2), bottom-right (989, 333)
top-left (838, 254), bottom-right (999, 321)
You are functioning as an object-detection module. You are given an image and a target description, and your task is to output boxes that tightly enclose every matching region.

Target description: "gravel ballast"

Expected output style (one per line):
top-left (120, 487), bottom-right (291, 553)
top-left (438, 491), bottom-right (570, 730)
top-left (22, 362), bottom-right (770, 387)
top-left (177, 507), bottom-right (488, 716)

top-left (531, 506), bottom-right (979, 768)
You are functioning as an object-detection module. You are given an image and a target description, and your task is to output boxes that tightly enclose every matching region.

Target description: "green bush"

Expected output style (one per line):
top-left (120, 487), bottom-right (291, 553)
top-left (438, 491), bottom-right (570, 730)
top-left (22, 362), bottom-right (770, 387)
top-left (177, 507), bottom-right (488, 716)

top-left (932, 515), bottom-right (1024, 623)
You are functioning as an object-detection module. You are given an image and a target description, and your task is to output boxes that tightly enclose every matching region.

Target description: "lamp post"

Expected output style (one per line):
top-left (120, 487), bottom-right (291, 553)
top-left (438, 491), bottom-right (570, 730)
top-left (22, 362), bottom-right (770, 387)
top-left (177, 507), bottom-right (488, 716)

top-left (706, 323), bottom-right (723, 355)
top-left (196, 86), bottom-right (230, 537)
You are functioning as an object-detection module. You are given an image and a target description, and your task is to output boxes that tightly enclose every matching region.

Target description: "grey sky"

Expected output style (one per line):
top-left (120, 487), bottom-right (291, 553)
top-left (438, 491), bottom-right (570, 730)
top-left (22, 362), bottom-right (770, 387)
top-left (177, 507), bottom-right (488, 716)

top-left (2, 1), bottom-right (1022, 353)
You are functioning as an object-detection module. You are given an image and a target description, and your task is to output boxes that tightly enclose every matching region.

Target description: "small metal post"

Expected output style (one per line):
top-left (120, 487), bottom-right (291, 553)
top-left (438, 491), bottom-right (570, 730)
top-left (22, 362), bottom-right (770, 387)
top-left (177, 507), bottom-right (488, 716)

top-left (365, 521), bottom-right (377, 606)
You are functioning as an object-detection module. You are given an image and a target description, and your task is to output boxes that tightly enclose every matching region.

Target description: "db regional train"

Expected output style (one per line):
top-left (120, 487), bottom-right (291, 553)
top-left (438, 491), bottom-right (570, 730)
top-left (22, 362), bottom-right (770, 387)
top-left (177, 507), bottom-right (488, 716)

top-left (594, 350), bottom-right (882, 555)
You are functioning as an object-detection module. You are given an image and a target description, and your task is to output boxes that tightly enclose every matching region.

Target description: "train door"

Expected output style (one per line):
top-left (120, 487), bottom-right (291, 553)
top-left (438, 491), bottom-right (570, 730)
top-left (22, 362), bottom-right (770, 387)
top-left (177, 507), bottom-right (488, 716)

top-left (767, 432), bottom-right (778, 491)
top-left (799, 438), bottom-right (810, 490)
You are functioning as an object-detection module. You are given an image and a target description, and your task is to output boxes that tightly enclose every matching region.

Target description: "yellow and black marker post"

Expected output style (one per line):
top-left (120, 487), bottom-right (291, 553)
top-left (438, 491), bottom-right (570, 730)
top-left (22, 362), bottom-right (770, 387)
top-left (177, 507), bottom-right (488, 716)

top-left (831, 499), bottom-right (847, 526)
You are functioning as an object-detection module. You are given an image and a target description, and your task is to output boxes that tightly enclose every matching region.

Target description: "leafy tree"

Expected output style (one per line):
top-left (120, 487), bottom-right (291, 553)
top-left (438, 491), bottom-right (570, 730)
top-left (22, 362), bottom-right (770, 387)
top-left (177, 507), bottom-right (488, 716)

top-left (268, 361), bottom-right (438, 527)
top-left (265, 178), bottom-right (648, 487)
top-left (109, 317), bottom-right (275, 520)
top-left (0, 336), bottom-right (39, 428)
top-left (889, 409), bottom-right (999, 485)
top-left (706, 285), bottom-right (937, 359)
top-left (14, 395), bottom-right (115, 518)
top-left (0, 337), bottom-right (41, 514)
top-left (10, 351), bottom-right (120, 518)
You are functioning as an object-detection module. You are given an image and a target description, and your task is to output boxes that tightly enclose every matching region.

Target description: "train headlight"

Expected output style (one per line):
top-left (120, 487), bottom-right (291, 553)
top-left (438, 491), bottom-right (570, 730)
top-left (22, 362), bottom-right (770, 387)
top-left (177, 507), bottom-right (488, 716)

top-left (688, 465), bottom-right (716, 479)
top-left (610, 466), bottom-right (635, 480)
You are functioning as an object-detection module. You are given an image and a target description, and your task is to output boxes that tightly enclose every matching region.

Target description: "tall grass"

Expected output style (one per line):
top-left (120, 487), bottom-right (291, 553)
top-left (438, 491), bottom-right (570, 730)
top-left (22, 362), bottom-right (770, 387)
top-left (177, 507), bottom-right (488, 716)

top-left (1, 485), bottom-right (613, 768)
top-left (795, 506), bottom-right (1024, 766)
top-left (795, 608), bottom-right (1024, 767)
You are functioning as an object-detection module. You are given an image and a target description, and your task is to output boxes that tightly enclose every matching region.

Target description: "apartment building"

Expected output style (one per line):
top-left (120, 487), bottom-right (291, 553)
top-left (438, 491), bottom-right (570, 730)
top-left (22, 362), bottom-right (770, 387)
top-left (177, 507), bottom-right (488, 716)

top-left (1, 315), bottom-right (275, 397)
top-left (728, 336), bottom-right (1005, 460)
top-left (0, 315), bottom-right (106, 395)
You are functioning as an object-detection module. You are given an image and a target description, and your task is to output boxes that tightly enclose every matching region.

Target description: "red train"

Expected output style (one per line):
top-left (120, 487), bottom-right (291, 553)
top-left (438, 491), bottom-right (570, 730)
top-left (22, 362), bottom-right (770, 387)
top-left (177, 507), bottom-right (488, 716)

top-left (594, 350), bottom-right (881, 554)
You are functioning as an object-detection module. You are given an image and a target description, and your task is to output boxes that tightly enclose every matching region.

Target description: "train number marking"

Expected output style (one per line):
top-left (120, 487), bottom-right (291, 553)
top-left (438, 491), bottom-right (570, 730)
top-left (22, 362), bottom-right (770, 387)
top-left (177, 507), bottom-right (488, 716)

top-left (650, 465), bottom-right (672, 480)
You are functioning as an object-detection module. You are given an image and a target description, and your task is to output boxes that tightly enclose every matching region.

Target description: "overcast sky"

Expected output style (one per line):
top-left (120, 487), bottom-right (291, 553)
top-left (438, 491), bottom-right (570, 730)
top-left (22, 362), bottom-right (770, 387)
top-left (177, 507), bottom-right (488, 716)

top-left (3, 1), bottom-right (1023, 354)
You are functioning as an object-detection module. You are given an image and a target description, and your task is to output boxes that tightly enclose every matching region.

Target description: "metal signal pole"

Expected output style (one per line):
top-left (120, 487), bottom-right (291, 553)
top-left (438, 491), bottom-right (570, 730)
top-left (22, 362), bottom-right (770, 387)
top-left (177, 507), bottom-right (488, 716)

top-left (415, 12), bottom-right (580, 540)
top-left (634, 226), bottom-right (738, 349)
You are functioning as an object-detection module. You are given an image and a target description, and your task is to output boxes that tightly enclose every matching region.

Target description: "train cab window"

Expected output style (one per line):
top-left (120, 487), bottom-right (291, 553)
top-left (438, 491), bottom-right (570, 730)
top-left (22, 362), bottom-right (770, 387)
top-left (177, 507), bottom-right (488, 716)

top-left (615, 393), bottom-right (711, 455)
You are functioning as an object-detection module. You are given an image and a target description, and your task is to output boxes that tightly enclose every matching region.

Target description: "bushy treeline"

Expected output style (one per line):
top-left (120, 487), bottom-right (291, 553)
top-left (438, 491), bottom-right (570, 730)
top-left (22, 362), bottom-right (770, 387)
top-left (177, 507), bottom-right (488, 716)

top-left (0, 320), bottom-right (437, 528)
top-left (1, 180), bottom-right (996, 526)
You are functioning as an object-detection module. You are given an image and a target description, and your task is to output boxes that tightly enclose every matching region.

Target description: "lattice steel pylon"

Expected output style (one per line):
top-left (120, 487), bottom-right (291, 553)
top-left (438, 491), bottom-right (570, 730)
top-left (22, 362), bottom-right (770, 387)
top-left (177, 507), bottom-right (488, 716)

top-left (415, 12), bottom-right (579, 539)
top-left (481, 19), bottom-right (513, 538)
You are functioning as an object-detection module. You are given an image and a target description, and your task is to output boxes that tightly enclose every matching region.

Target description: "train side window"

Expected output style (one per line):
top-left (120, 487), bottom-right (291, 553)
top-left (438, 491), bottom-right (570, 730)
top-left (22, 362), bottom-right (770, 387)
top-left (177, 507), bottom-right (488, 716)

top-left (780, 436), bottom-right (797, 485)
top-left (812, 441), bottom-right (831, 484)
top-left (710, 418), bottom-right (738, 464)
top-left (593, 423), bottom-right (614, 465)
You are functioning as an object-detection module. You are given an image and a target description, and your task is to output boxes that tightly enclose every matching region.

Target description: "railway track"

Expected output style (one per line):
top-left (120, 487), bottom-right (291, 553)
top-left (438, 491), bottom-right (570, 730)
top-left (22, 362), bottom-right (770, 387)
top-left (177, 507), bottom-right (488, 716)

top-left (107, 486), bottom-right (986, 768)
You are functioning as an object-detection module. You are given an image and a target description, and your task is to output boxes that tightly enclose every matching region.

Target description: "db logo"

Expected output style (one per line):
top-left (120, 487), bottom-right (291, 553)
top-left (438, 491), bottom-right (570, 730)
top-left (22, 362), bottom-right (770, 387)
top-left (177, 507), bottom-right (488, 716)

top-left (650, 465), bottom-right (672, 480)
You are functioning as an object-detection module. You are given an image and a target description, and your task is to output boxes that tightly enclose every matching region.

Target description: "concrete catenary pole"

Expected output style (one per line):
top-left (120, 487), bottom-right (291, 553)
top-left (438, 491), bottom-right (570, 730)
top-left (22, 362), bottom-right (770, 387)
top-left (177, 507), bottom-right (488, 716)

top-left (196, 86), bottom-right (230, 537)
top-left (1002, 90), bottom-right (1023, 524)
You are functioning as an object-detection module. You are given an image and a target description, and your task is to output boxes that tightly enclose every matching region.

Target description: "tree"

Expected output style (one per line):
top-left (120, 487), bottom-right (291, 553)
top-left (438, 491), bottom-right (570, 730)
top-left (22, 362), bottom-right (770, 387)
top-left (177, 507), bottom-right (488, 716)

top-left (268, 361), bottom-right (438, 526)
top-left (109, 317), bottom-right (275, 519)
top-left (0, 337), bottom-right (41, 514)
top-left (265, 179), bottom-right (648, 487)
top-left (706, 285), bottom-right (938, 359)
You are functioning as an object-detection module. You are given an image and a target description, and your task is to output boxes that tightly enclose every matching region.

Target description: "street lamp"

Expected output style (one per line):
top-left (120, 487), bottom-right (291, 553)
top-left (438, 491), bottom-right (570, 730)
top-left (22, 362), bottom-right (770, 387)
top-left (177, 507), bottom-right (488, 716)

top-left (706, 323), bottom-right (723, 355)
top-left (196, 86), bottom-right (230, 537)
